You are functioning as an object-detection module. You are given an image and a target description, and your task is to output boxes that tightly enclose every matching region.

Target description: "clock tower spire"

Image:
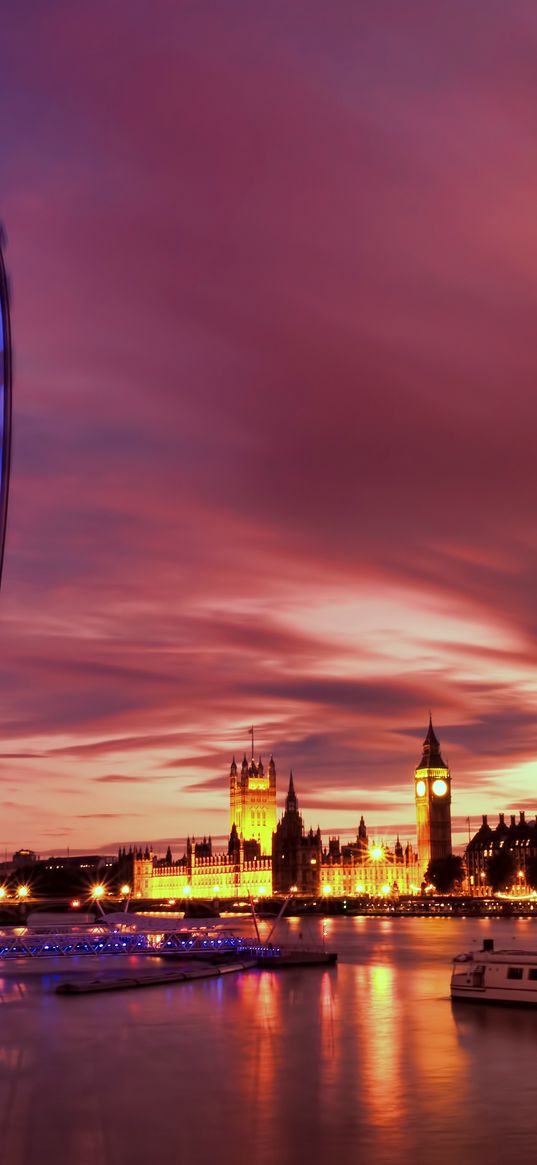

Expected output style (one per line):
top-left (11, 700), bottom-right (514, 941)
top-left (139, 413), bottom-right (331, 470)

top-left (414, 715), bottom-right (452, 873)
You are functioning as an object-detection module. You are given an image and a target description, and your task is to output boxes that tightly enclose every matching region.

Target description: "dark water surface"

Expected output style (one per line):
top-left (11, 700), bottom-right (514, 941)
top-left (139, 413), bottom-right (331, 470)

top-left (0, 916), bottom-right (535, 1165)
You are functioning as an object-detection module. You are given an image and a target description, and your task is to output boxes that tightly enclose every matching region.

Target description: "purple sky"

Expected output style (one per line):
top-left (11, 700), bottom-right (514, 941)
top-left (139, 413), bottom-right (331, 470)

top-left (2, 1), bottom-right (537, 855)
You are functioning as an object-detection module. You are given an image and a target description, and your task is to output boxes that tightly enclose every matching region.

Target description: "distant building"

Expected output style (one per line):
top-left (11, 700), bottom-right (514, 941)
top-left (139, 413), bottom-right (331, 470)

top-left (273, 774), bottom-right (420, 897)
top-left (414, 717), bottom-right (452, 869)
top-left (319, 821), bottom-right (419, 897)
top-left (133, 841), bottom-right (271, 900)
top-left (43, 854), bottom-right (115, 873)
top-left (466, 811), bottom-right (537, 892)
top-left (133, 726), bottom-right (450, 900)
top-left (12, 849), bottom-right (37, 868)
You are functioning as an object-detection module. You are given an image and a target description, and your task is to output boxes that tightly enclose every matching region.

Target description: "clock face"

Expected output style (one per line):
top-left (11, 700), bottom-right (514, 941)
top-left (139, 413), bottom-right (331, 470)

top-left (416, 779), bottom-right (426, 797)
top-left (432, 778), bottom-right (448, 797)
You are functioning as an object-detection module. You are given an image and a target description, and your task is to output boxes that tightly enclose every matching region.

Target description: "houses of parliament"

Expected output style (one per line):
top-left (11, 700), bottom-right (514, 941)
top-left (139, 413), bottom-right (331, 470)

top-left (133, 719), bottom-right (453, 899)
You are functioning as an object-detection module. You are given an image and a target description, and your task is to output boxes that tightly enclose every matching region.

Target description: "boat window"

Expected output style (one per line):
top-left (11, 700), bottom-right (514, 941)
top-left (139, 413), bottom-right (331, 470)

top-left (507, 967), bottom-right (523, 980)
top-left (528, 969), bottom-right (537, 981)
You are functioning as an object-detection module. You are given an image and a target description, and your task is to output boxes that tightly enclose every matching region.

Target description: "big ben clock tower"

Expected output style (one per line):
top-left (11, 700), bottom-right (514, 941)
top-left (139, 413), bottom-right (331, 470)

top-left (415, 716), bottom-right (452, 872)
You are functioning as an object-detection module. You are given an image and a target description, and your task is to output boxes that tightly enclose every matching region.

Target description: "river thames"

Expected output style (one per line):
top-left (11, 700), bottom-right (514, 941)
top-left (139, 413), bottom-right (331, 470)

top-left (0, 915), bottom-right (535, 1164)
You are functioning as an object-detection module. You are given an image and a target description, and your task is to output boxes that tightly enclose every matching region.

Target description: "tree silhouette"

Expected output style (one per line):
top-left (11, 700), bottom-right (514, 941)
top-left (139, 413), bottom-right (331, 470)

top-left (425, 854), bottom-right (465, 893)
top-left (486, 849), bottom-right (515, 892)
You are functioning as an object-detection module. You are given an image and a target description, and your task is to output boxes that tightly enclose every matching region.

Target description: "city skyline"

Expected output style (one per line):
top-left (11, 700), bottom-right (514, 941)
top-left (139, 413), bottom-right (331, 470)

top-left (3, 3), bottom-right (537, 853)
top-left (0, 724), bottom-right (528, 859)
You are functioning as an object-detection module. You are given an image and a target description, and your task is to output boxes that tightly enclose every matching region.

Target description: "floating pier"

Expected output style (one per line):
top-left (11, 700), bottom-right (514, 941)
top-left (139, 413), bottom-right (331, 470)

top-left (56, 958), bottom-right (256, 995)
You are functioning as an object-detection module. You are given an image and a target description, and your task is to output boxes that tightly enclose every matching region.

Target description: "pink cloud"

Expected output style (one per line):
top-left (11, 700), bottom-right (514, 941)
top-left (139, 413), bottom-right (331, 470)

top-left (1, 2), bottom-right (537, 851)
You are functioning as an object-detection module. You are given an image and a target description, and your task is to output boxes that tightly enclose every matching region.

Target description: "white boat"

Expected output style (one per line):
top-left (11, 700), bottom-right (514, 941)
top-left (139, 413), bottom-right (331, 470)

top-left (451, 939), bottom-right (537, 1005)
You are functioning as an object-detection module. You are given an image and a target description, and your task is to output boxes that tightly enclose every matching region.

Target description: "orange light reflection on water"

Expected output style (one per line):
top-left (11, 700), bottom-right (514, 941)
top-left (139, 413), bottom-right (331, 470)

top-left (355, 963), bottom-right (403, 1128)
top-left (235, 970), bottom-right (279, 1111)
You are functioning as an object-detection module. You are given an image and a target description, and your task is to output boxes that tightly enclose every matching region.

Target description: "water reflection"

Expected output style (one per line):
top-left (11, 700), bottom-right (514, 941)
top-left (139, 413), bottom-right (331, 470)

top-left (0, 920), bottom-right (536, 1163)
top-left (358, 964), bottom-right (402, 1128)
top-left (319, 968), bottom-right (337, 1077)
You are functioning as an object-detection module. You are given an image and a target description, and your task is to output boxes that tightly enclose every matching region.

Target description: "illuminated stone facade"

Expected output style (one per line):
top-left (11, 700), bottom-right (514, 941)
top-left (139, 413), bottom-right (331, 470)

top-left (132, 730), bottom-right (444, 900)
top-left (272, 776), bottom-right (420, 896)
top-left (230, 753), bottom-right (277, 856)
top-left (133, 751), bottom-right (278, 900)
top-left (414, 717), bottom-right (452, 870)
top-left (133, 841), bottom-right (272, 900)
top-left (320, 826), bottom-right (420, 897)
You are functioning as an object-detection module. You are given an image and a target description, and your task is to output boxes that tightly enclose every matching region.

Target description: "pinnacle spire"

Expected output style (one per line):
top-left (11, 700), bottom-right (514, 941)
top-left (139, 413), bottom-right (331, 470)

top-left (417, 714), bottom-right (447, 770)
top-left (285, 770), bottom-right (298, 813)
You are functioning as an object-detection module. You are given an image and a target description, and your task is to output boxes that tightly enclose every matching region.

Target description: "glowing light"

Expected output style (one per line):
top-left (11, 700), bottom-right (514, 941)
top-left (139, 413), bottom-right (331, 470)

top-left (212, 886), bottom-right (220, 895)
top-left (91, 884), bottom-right (105, 899)
top-left (290, 885), bottom-right (298, 893)
top-left (310, 858), bottom-right (317, 865)
top-left (71, 898), bottom-right (80, 908)
top-left (168, 898), bottom-right (176, 905)
top-left (432, 779), bottom-right (448, 796)
top-left (16, 885), bottom-right (29, 898)
top-left (416, 780), bottom-right (426, 797)
top-left (381, 884), bottom-right (391, 896)
top-left (183, 886), bottom-right (192, 896)
top-left (322, 884), bottom-right (333, 896)
top-left (370, 845), bottom-right (384, 861)
top-left (258, 886), bottom-right (268, 896)
top-left (0, 886), bottom-right (6, 899)
top-left (355, 884), bottom-right (365, 894)
top-left (120, 884), bottom-right (131, 896)
top-left (496, 889), bottom-right (537, 901)
top-left (518, 870), bottom-right (524, 879)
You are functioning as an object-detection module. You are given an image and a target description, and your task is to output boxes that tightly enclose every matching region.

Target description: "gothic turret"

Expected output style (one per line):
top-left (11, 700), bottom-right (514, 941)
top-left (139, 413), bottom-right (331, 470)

top-left (272, 772), bottom-right (322, 894)
top-left (229, 744), bottom-right (277, 855)
top-left (228, 822), bottom-right (240, 859)
top-left (286, 771), bottom-right (298, 814)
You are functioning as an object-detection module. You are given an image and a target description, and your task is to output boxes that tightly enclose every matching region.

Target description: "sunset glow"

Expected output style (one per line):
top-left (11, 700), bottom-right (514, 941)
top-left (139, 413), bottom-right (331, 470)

top-left (2, 4), bottom-right (537, 856)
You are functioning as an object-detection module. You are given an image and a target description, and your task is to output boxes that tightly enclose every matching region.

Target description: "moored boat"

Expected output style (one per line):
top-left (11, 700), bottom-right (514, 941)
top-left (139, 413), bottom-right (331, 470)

top-left (451, 939), bottom-right (537, 1005)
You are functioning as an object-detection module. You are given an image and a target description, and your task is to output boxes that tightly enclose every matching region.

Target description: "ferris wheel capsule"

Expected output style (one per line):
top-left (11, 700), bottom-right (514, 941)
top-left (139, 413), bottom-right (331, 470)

top-left (0, 226), bottom-right (13, 588)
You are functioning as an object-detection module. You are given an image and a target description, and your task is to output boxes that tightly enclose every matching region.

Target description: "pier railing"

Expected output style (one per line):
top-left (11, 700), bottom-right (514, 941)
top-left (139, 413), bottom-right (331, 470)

top-left (0, 925), bottom-right (323, 961)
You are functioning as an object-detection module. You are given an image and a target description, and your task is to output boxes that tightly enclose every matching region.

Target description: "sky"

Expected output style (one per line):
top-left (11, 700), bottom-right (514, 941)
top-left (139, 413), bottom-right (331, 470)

top-left (1, 1), bottom-right (537, 856)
